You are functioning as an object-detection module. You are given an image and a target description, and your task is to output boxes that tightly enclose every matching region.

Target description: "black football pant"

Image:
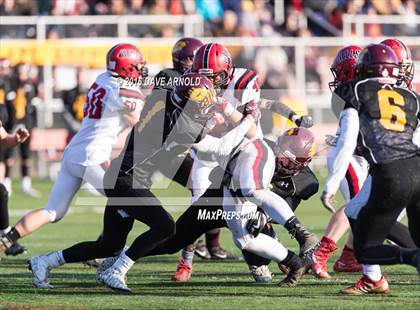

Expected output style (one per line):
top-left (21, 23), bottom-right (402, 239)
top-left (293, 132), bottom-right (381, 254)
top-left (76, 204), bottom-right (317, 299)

top-left (63, 173), bottom-right (175, 263)
top-left (353, 155), bottom-right (420, 267)
top-left (0, 183), bottom-right (9, 231)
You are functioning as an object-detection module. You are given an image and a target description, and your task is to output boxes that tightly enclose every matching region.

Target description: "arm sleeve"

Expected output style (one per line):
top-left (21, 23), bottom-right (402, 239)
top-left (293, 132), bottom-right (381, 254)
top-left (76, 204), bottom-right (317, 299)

top-left (263, 100), bottom-right (299, 120)
top-left (324, 108), bottom-right (359, 194)
top-left (193, 118), bottom-right (253, 156)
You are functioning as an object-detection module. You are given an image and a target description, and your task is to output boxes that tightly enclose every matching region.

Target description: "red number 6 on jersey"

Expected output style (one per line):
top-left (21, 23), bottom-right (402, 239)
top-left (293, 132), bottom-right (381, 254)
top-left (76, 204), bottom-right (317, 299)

top-left (84, 83), bottom-right (105, 119)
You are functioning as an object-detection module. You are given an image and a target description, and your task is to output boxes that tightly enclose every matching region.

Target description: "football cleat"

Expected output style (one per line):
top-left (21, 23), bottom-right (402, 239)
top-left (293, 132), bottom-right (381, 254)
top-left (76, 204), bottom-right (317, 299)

top-left (333, 246), bottom-right (362, 273)
top-left (341, 275), bottom-right (389, 295)
top-left (5, 242), bottom-right (26, 256)
top-left (171, 258), bottom-right (192, 282)
top-left (29, 256), bottom-right (53, 289)
top-left (209, 246), bottom-right (239, 260)
top-left (96, 256), bottom-right (119, 284)
top-left (194, 239), bottom-right (211, 260)
top-left (99, 267), bottom-right (131, 293)
top-left (278, 265), bottom-right (306, 287)
top-left (249, 265), bottom-right (272, 283)
top-left (311, 237), bottom-right (337, 279)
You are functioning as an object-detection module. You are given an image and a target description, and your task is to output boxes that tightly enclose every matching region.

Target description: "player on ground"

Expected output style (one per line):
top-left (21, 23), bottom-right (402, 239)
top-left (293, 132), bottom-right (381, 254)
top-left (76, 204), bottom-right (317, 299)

top-left (0, 43), bottom-right (145, 255)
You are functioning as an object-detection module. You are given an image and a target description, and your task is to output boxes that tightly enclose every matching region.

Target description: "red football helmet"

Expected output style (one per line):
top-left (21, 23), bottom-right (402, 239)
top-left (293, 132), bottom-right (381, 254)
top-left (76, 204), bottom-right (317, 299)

top-left (172, 72), bottom-right (217, 124)
top-left (355, 44), bottom-right (400, 82)
top-left (192, 43), bottom-right (233, 90)
top-left (381, 39), bottom-right (414, 87)
top-left (329, 45), bottom-right (362, 91)
top-left (275, 127), bottom-right (316, 176)
top-left (172, 37), bottom-right (203, 73)
top-left (106, 43), bottom-right (146, 79)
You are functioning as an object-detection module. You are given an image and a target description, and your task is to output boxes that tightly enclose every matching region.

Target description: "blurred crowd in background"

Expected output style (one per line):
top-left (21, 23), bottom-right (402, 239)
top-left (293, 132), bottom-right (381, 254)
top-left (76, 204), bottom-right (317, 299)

top-left (0, 0), bottom-right (419, 38)
top-left (0, 0), bottom-right (419, 177)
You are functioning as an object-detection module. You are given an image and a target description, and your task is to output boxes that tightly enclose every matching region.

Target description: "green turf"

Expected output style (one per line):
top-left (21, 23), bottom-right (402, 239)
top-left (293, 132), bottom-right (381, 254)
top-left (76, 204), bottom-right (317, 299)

top-left (0, 175), bottom-right (419, 309)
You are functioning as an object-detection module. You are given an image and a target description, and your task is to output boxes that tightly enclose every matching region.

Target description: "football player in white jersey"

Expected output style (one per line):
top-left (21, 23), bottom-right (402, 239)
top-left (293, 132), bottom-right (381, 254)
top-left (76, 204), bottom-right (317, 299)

top-left (0, 43), bottom-right (146, 254)
top-left (172, 43), bottom-right (318, 282)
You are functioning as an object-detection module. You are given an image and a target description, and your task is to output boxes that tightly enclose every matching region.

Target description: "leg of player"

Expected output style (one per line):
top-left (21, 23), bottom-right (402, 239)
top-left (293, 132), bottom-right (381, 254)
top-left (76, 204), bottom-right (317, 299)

top-left (240, 140), bottom-right (319, 262)
top-left (20, 136), bottom-right (41, 198)
top-left (29, 205), bottom-right (134, 289)
top-left (98, 186), bottom-right (176, 292)
top-left (223, 188), bottom-right (306, 287)
top-left (0, 183), bottom-right (25, 255)
top-left (341, 157), bottom-right (420, 295)
top-left (0, 166), bottom-right (82, 255)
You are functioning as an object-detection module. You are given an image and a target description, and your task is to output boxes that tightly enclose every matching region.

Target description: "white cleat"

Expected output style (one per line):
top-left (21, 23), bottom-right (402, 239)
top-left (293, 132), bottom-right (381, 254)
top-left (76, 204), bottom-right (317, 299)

top-left (249, 265), bottom-right (273, 283)
top-left (96, 256), bottom-right (119, 284)
top-left (99, 267), bottom-right (131, 293)
top-left (29, 256), bottom-right (53, 289)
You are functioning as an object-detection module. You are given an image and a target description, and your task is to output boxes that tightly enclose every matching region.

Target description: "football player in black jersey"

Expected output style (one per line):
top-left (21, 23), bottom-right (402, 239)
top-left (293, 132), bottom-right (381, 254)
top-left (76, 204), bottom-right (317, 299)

top-left (27, 73), bottom-right (258, 292)
top-left (340, 44), bottom-right (420, 294)
top-left (0, 119), bottom-right (29, 256)
top-left (154, 37), bottom-right (238, 260)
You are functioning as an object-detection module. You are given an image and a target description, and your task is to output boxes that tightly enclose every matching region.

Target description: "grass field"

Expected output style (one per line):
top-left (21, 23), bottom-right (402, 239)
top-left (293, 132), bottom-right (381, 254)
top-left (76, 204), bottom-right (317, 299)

top-left (0, 176), bottom-right (419, 309)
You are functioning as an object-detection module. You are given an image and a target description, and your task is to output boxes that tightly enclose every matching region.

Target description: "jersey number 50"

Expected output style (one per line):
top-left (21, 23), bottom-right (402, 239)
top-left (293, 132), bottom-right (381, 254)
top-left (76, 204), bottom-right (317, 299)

top-left (377, 89), bottom-right (406, 132)
top-left (84, 83), bottom-right (105, 119)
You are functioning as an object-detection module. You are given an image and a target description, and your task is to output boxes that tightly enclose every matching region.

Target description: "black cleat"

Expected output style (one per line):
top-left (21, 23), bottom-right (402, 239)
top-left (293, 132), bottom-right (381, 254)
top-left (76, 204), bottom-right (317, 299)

top-left (0, 235), bottom-right (13, 255)
top-left (5, 242), bottom-right (26, 256)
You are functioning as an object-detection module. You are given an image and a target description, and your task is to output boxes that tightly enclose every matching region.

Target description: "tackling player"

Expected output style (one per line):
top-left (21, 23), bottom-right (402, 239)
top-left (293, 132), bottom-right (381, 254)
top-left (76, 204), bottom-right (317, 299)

top-left (0, 43), bottom-right (145, 255)
top-left (172, 43), bottom-right (318, 281)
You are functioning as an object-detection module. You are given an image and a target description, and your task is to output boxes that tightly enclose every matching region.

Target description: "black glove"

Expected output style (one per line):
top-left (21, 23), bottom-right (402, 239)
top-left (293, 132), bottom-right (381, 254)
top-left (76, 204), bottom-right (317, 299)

top-left (295, 115), bottom-right (313, 128)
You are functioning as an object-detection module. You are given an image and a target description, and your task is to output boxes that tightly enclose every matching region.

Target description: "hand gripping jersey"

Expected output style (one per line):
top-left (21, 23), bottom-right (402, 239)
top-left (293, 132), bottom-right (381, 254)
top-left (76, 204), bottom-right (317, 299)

top-left (64, 72), bottom-right (144, 166)
top-left (355, 79), bottom-right (420, 164)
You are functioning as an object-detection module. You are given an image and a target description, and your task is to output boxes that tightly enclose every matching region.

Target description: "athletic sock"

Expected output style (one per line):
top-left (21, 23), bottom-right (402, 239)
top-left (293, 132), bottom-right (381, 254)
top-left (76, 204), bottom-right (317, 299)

top-left (362, 264), bottom-right (382, 281)
top-left (282, 250), bottom-right (303, 270)
top-left (0, 226), bottom-right (11, 235)
top-left (205, 229), bottom-right (221, 249)
top-left (181, 249), bottom-right (194, 266)
top-left (5, 227), bottom-right (21, 243)
top-left (45, 251), bottom-right (65, 268)
top-left (321, 236), bottom-right (337, 249)
top-left (114, 253), bottom-right (135, 275)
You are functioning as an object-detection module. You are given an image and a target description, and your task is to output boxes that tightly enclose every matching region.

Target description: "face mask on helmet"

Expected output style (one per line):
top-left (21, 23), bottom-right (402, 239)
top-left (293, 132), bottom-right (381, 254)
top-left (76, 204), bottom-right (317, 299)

top-left (274, 127), bottom-right (315, 176)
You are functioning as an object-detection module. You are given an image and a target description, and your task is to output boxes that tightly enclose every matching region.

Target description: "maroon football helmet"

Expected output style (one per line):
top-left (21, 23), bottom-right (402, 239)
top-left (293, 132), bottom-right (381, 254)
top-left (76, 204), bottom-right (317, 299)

top-left (381, 39), bottom-right (414, 88)
top-left (191, 43), bottom-right (233, 90)
top-left (172, 72), bottom-right (216, 124)
top-left (106, 43), bottom-right (147, 79)
top-left (172, 37), bottom-right (203, 74)
top-left (329, 45), bottom-right (362, 91)
top-left (275, 127), bottom-right (315, 176)
top-left (354, 44), bottom-right (400, 82)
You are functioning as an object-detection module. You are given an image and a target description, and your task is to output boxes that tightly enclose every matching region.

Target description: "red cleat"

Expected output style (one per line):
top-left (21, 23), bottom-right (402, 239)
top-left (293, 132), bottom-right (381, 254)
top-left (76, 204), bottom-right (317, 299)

top-left (341, 275), bottom-right (389, 295)
top-left (311, 236), bottom-right (337, 279)
top-left (171, 258), bottom-right (193, 282)
top-left (277, 262), bottom-right (290, 274)
top-left (333, 246), bottom-right (362, 273)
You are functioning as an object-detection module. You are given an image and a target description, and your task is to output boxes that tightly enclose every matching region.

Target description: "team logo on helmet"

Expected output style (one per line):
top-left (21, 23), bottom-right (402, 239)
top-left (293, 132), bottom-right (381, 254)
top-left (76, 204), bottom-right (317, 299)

top-left (188, 86), bottom-right (216, 108)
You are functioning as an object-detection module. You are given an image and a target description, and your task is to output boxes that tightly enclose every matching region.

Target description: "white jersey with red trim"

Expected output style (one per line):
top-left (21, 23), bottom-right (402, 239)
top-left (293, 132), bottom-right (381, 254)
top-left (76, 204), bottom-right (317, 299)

top-left (64, 72), bottom-right (144, 166)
